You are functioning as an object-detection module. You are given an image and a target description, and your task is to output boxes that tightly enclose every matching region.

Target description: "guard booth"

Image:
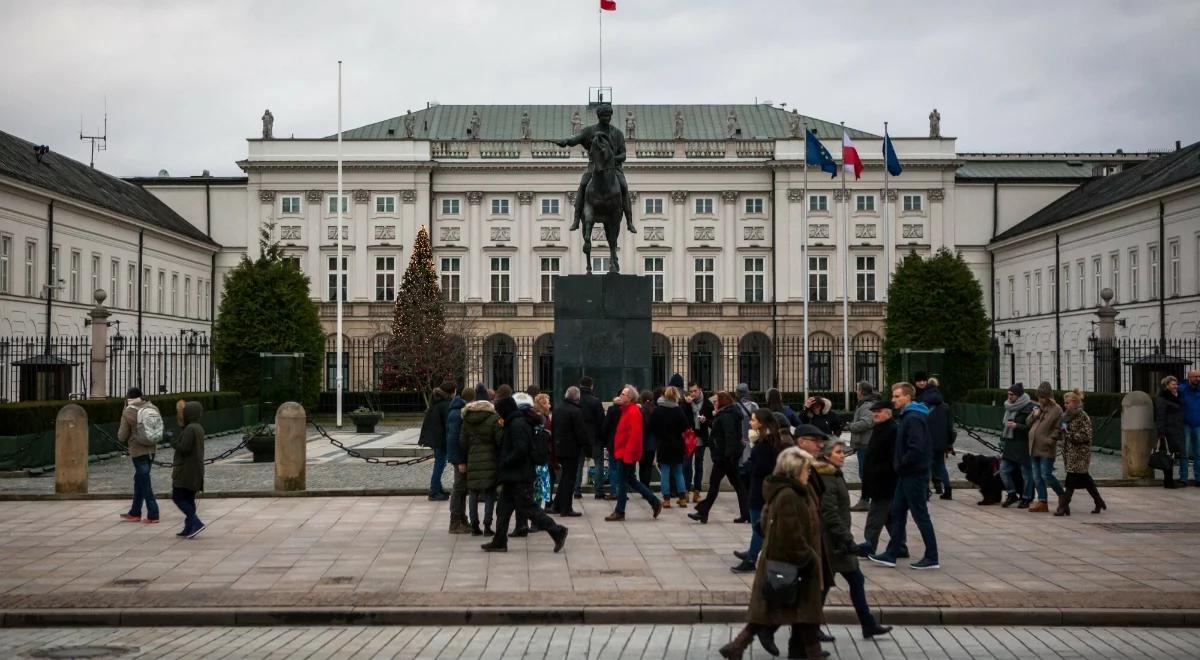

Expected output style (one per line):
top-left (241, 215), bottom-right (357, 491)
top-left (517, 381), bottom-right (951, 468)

top-left (1126, 353), bottom-right (1192, 395)
top-left (898, 348), bottom-right (945, 387)
top-left (12, 354), bottom-right (80, 401)
top-left (259, 352), bottom-right (304, 423)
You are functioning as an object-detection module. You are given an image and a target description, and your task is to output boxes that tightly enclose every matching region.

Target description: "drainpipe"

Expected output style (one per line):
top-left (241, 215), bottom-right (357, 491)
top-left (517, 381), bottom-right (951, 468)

top-left (206, 182), bottom-right (216, 391)
top-left (137, 230), bottom-right (144, 385)
top-left (989, 181), bottom-right (998, 387)
top-left (1054, 232), bottom-right (1061, 389)
top-left (44, 200), bottom-right (54, 353)
top-left (769, 167), bottom-right (779, 388)
top-left (1159, 200), bottom-right (1166, 352)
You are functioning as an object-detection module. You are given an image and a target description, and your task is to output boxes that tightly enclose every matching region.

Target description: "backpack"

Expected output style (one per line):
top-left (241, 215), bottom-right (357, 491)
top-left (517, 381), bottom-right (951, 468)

top-left (132, 404), bottom-right (164, 447)
top-left (530, 418), bottom-right (551, 466)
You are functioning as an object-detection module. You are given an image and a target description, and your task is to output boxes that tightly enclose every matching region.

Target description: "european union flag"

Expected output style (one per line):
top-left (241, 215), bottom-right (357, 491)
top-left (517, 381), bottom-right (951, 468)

top-left (883, 131), bottom-right (903, 177)
top-left (806, 129), bottom-right (838, 178)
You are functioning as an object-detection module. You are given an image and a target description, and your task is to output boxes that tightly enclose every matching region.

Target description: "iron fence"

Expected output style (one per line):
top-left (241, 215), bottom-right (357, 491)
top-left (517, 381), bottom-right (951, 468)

top-left (1091, 337), bottom-right (1200, 394)
top-left (0, 334), bottom-right (214, 402)
top-left (324, 333), bottom-right (884, 399)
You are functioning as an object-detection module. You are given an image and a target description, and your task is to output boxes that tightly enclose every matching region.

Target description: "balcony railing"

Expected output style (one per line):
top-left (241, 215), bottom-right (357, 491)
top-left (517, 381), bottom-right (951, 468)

top-left (735, 140), bottom-right (775, 158)
top-left (425, 139), bottom-right (777, 161)
top-left (685, 141), bottom-right (726, 158)
top-left (635, 141), bottom-right (675, 158)
top-left (431, 141), bottom-right (468, 158)
top-left (479, 141), bottom-right (521, 158)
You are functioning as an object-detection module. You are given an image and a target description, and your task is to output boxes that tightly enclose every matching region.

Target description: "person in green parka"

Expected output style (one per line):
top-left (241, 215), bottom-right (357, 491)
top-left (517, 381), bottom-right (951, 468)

top-left (720, 447), bottom-right (826, 660)
top-left (460, 383), bottom-right (503, 536)
top-left (170, 400), bottom-right (206, 539)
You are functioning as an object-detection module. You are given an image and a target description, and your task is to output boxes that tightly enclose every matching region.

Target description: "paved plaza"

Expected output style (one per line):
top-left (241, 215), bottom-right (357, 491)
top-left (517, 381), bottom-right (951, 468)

top-left (5, 624), bottom-right (1200, 659)
top-left (1, 486), bottom-right (1198, 615)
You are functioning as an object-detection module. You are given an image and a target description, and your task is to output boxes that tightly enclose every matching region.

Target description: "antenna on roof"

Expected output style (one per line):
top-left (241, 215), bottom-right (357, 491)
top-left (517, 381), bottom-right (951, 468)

top-left (80, 96), bottom-right (108, 168)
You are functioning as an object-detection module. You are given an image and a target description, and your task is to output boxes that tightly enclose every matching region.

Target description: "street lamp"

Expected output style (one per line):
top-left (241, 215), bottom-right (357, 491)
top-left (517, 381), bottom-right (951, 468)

top-left (999, 329), bottom-right (1020, 385)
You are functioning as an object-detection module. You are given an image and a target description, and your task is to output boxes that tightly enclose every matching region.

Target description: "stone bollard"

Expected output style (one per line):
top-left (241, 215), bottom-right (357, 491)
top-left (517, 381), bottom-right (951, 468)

top-left (274, 402), bottom-right (306, 491)
top-left (55, 404), bottom-right (88, 494)
top-left (1121, 391), bottom-right (1155, 479)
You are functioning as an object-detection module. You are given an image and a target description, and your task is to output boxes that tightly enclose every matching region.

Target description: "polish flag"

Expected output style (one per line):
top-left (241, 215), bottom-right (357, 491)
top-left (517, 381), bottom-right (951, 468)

top-left (601, 0), bottom-right (616, 10)
top-left (842, 132), bottom-right (863, 180)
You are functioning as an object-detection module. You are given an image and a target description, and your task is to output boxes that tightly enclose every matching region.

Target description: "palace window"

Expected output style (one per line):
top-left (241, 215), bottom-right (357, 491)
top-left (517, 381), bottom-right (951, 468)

top-left (280, 196), bottom-right (301, 214)
top-left (327, 256), bottom-right (348, 302)
top-left (809, 256), bottom-right (829, 302)
top-left (694, 257), bottom-right (714, 302)
top-left (490, 256), bottom-right (511, 302)
top-left (1129, 248), bottom-right (1139, 301)
top-left (1034, 270), bottom-right (1042, 314)
top-left (375, 196), bottom-right (396, 214)
top-left (644, 197), bottom-right (664, 215)
top-left (809, 195), bottom-right (828, 212)
top-left (90, 254), bottom-right (100, 298)
top-left (50, 247), bottom-right (60, 299)
top-left (127, 263), bottom-right (135, 310)
top-left (856, 255), bottom-right (876, 301)
top-left (694, 198), bottom-right (714, 215)
top-left (69, 250), bottom-right (80, 302)
top-left (491, 198), bottom-right (510, 215)
top-left (170, 273), bottom-right (178, 315)
top-left (1092, 256), bottom-right (1101, 305)
top-left (24, 240), bottom-right (36, 297)
top-left (1076, 259), bottom-right (1085, 308)
top-left (110, 259), bottom-right (120, 308)
top-left (540, 257), bottom-right (560, 302)
top-left (375, 256), bottom-right (396, 302)
top-left (745, 197), bottom-right (764, 214)
top-left (1110, 253), bottom-right (1120, 303)
top-left (1169, 239), bottom-right (1180, 296)
top-left (541, 198), bottom-right (560, 215)
top-left (1149, 244), bottom-right (1159, 298)
top-left (0, 235), bottom-right (8, 294)
top-left (441, 198), bottom-right (460, 215)
top-left (1008, 275), bottom-right (1015, 317)
top-left (856, 195), bottom-right (875, 212)
top-left (1024, 272), bottom-right (1031, 316)
top-left (157, 270), bottom-right (165, 313)
top-left (1062, 263), bottom-right (1070, 310)
top-left (184, 277), bottom-right (191, 317)
top-left (744, 257), bottom-right (764, 302)
top-left (440, 257), bottom-right (461, 302)
top-left (644, 257), bottom-right (664, 302)
top-left (903, 194), bottom-right (922, 212)
top-left (327, 196), bottom-right (348, 214)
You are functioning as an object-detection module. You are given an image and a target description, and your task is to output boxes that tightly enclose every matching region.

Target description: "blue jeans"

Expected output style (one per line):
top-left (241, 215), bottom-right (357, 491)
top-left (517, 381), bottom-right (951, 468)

top-left (855, 446), bottom-right (867, 484)
top-left (429, 447), bottom-right (447, 496)
top-left (660, 463), bottom-right (685, 499)
top-left (688, 445), bottom-right (707, 492)
top-left (128, 455), bottom-right (159, 520)
top-left (1181, 427), bottom-right (1200, 481)
top-left (931, 451), bottom-right (950, 492)
top-left (1000, 457), bottom-right (1033, 500)
top-left (1030, 456), bottom-right (1063, 502)
top-left (746, 507), bottom-right (764, 563)
top-left (607, 449), bottom-right (619, 494)
top-left (614, 461), bottom-right (658, 515)
top-left (171, 487), bottom-right (202, 533)
top-left (883, 474), bottom-right (938, 563)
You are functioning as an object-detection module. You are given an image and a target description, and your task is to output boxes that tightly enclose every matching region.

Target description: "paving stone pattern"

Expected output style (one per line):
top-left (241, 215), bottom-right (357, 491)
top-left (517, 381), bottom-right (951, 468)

top-left (1, 487), bottom-right (1199, 611)
top-left (4, 624), bottom-right (1200, 659)
top-left (0, 425), bottom-right (1126, 496)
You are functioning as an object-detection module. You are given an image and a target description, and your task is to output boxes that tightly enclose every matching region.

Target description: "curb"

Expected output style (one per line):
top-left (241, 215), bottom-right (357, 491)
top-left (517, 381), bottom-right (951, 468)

top-left (4, 606), bottom-right (1200, 628)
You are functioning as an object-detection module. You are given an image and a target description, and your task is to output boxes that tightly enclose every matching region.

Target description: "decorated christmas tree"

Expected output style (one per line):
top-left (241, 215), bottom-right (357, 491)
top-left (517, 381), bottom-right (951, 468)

top-left (383, 226), bottom-right (460, 403)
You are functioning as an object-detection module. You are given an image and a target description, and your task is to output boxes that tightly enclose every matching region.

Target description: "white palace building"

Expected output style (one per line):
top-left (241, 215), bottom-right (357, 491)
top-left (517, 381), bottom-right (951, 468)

top-left (3, 103), bottom-right (1195, 396)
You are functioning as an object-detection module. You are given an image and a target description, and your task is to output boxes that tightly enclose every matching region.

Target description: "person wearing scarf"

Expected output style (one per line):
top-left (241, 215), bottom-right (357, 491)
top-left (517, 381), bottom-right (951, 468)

top-left (999, 383), bottom-right (1035, 508)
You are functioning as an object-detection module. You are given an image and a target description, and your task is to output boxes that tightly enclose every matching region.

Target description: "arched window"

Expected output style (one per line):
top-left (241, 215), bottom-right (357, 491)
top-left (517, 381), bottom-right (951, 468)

top-left (484, 333), bottom-right (515, 389)
top-left (808, 332), bottom-right (834, 391)
top-left (738, 332), bottom-right (772, 392)
top-left (534, 333), bottom-right (554, 394)
top-left (651, 333), bottom-right (671, 389)
top-left (689, 332), bottom-right (722, 393)
top-left (852, 331), bottom-right (881, 390)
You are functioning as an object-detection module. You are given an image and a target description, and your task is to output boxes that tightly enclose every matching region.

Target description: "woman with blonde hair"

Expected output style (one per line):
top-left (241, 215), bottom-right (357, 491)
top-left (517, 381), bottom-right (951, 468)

top-left (1059, 389), bottom-right (1106, 515)
top-left (720, 447), bottom-right (827, 660)
top-left (648, 385), bottom-right (690, 507)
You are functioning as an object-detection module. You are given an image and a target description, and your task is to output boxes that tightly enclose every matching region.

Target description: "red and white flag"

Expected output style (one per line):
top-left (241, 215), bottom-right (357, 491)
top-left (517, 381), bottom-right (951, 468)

top-left (842, 132), bottom-right (863, 180)
top-left (601, 0), bottom-right (616, 10)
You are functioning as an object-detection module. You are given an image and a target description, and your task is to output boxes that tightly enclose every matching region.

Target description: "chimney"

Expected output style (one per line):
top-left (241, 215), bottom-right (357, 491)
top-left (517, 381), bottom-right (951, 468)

top-left (1177, 140), bottom-right (1182, 151)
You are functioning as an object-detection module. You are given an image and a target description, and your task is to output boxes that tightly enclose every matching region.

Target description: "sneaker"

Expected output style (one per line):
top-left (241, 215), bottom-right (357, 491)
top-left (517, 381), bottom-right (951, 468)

top-left (428, 493), bottom-right (449, 501)
top-left (856, 544), bottom-right (871, 558)
top-left (185, 523), bottom-right (206, 539)
top-left (817, 630), bottom-right (836, 643)
top-left (550, 526), bottom-right (568, 553)
top-left (480, 541), bottom-right (508, 553)
top-left (176, 529), bottom-right (191, 537)
top-left (448, 522), bottom-right (472, 535)
top-left (119, 514), bottom-right (141, 522)
top-left (1017, 499), bottom-right (1031, 509)
top-left (144, 518), bottom-right (160, 525)
top-left (939, 491), bottom-right (953, 501)
top-left (868, 554), bottom-right (897, 568)
top-left (1001, 493), bottom-right (1020, 508)
top-left (895, 549), bottom-right (911, 559)
top-left (730, 560), bottom-right (756, 573)
top-left (910, 557), bottom-right (940, 570)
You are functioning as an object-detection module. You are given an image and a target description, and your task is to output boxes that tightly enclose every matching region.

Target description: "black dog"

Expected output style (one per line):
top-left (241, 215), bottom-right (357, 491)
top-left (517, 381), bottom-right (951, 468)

top-left (958, 453), bottom-right (1021, 505)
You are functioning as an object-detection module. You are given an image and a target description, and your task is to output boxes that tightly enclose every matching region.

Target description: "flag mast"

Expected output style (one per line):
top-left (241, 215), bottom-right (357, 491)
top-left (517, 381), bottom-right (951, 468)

top-left (336, 60), bottom-right (344, 429)
top-left (883, 121), bottom-right (891, 300)
top-left (598, 4), bottom-right (603, 97)
top-left (840, 122), bottom-right (851, 412)
top-left (802, 123), bottom-right (810, 404)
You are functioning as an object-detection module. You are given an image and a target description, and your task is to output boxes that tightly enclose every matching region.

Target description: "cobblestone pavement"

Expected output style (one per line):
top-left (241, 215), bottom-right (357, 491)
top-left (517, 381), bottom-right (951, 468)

top-left (0, 424), bottom-right (1126, 496)
top-left (1, 487), bottom-right (1199, 611)
top-left (4, 624), bottom-right (1200, 659)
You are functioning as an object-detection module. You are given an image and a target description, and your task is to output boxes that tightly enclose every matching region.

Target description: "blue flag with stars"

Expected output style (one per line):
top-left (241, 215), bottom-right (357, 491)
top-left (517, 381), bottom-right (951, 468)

top-left (883, 130), bottom-right (903, 177)
top-left (805, 129), bottom-right (838, 178)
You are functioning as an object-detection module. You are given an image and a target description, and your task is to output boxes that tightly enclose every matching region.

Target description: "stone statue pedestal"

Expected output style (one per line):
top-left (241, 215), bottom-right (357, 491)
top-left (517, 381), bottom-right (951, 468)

top-left (554, 274), bottom-right (652, 401)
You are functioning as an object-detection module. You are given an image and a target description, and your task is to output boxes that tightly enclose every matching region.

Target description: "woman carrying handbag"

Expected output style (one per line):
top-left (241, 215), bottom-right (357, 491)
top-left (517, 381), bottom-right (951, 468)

top-left (1155, 376), bottom-right (1186, 489)
top-left (720, 447), bottom-right (827, 660)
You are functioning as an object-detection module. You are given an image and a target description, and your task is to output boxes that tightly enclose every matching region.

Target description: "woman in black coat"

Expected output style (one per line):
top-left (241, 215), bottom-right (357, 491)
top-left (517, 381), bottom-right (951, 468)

top-left (1156, 375), bottom-right (1186, 489)
top-left (689, 391), bottom-right (749, 524)
top-left (649, 386), bottom-right (691, 507)
top-left (731, 409), bottom-right (785, 573)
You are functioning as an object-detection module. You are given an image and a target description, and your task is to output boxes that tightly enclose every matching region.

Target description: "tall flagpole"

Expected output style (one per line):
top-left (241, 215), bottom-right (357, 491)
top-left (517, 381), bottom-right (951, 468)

top-left (598, 6), bottom-right (603, 97)
top-left (802, 124), bottom-right (810, 403)
top-left (336, 60), bottom-right (344, 429)
top-left (883, 121), bottom-right (891, 302)
top-left (840, 122), bottom-right (850, 412)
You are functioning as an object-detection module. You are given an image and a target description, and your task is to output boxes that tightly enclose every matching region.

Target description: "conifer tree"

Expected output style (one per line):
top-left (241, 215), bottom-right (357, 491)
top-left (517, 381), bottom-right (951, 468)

top-left (383, 227), bottom-right (460, 403)
top-left (882, 248), bottom-right (991, 402)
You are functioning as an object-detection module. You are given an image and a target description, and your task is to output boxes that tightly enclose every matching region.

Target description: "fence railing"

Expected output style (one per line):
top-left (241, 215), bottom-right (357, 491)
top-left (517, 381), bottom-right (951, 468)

top-left (998, 337), bottom-right (1200, 394)
top-left (0, 335), bottom-right (214, 403)
top-left (323, 333), bottom-right (884, 400)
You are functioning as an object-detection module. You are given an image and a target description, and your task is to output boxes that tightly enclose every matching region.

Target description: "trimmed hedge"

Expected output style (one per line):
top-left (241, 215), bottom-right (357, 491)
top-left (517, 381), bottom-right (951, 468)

top-left (0, 391), bottom-right (245, 435)
top-left (960, 388), bottom-right (1123, 420)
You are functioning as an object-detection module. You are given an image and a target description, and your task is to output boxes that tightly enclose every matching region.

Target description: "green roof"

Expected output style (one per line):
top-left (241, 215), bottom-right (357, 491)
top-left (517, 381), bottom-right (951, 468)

top-left (956, 161), bottom-right (1099, 180)
top-left (333, 105), bottom-right (877, 142)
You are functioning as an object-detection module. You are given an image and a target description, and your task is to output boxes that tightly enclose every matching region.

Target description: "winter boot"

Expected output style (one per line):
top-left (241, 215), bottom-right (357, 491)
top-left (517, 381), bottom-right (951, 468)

top-left (1053, 489), bottom-right (1073, 517)
top-left (718, 625), bottom-right (755, 660)
top-left (1086, 485), bottom-right (1107, 513)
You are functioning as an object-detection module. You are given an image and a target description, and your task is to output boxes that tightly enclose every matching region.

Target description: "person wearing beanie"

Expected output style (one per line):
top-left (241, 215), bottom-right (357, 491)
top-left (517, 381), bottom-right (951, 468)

top-left (1026, 382), bottom-right (1066, 513)
top-left (474, 383), bottom-right (491, 403)
top-left (999, 383), bottom-right (1035, 508)
top-left (732, 383), bottom-right (759, 524)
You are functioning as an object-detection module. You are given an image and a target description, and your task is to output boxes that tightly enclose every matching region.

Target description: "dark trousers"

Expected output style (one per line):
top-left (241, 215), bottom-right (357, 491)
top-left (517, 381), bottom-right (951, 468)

top-left (823, 568), bottom-right (879, 629)
top-left (449, 466), bottom-right (468, 524)
top-left (884, 473), bottom-right (939, 562)
top-left (688, 445), bottom-right (707, 492)
top-left (695, 458), bottom-right (748, 520)
top-left (129, 455), bottom-right (159, 520)
top-left (931, 451), bottom-right (951, 494)
top-left (429, 447), bottom-right (447, 496)
top-left (638, 449), bottom-right (657, 486)
top-left (553, 453), bottom-right (580, 513)
top-left (862, 497), bottom-right (905, 555)
top-left (171, 487), bottom-right (202, 532)
top-left (492, 481), bottom-right (558, 548)
top-left (468, 488), bottom-right (495, 527)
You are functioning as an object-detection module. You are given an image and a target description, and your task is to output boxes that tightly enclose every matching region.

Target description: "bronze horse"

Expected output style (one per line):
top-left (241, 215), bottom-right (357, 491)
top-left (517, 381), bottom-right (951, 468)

top-left (582, 132), bottom-right (634, 274)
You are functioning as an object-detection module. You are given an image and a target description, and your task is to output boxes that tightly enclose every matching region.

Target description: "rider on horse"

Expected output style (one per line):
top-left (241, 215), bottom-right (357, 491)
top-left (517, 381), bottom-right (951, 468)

top-left (556, 103), bottom-right (635, 234)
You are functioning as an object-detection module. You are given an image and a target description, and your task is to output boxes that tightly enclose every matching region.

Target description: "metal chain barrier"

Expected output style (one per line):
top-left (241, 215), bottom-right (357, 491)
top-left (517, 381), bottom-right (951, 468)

top-left (0, 429), bottom-right (51, 467)
top-left (309, 417), bottom-right (434, 467)
top-left (93, 423), bottom-right (259, 467)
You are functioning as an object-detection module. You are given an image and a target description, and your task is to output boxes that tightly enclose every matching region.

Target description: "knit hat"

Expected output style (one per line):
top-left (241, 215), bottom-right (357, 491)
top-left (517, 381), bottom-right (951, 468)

top-left (669, 373), bottom-right (685, 389)
top-left (735, 383), bottom-right (750, 398)
top-left (513, 392), bottom-right (534, 408)
top-left (1035, 381), bottom-right (1054, 400)
top-left (495, 395), bottom-right (517, 419)
top-left (1007, 382), bottom-right (1025, 397)
top-left (474, 383), bottom-right (489, 402)
top-left (912, 371), bottom-right (929, 384)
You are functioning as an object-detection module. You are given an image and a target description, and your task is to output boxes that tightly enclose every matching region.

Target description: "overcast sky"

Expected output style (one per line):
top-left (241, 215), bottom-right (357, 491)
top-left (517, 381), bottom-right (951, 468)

top-left (1, 0), bottom-right (1195, 177)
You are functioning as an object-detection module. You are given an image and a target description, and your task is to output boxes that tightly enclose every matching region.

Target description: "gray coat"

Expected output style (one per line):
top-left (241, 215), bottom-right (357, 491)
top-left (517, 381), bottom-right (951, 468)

top-left (815, 462), bottom-right (858, 574)
top-left (847, 395), bottom-right (878, 450)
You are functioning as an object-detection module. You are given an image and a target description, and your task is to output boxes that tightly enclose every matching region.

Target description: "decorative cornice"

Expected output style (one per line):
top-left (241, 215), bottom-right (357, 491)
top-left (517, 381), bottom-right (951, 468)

top-left (928, 188), bottom-right (945, 202)
top-left (566, 191), bottom-right (577, 205)
top-left (832, 190), bottom-right (851, 202)
top-left (306, 190), bottom-right (323, 202)
top-left (236, 160), bottom-right (435, 173)
top-left (466, 191), bottom-right (484, 205)
top-left (884, 189), bottom-right (898, 202)
top-left (787, 188), bottom-right (804, 203)
top-left (517, 191), bottom-right (535, 205)
top-left (258, 190), bottom-right (275, 203)
top-left (353, 189), bottom-right (370, 203)
top-left (721, 190), bottom-right (739, 203)
top-left (671, 190), bottom-right (688, 204)
top-left (400, 189), bottom-right (418, 203)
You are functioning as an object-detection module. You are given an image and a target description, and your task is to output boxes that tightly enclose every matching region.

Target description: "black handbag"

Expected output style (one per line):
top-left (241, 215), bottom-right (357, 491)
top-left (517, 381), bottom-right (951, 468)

top-left (1149, 437), bottom-right (1175, 472)
top-left (761, 560), bottom-right (803, 606)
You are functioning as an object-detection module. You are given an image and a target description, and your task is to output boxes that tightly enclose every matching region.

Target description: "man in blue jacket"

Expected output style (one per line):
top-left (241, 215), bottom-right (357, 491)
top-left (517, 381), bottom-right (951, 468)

top-left (1181, 369), bottom-right (1200, 486)
top-left (445, 388), bottom-right (471, 534)
top-left (869, 382), bottom-right (940, 570)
